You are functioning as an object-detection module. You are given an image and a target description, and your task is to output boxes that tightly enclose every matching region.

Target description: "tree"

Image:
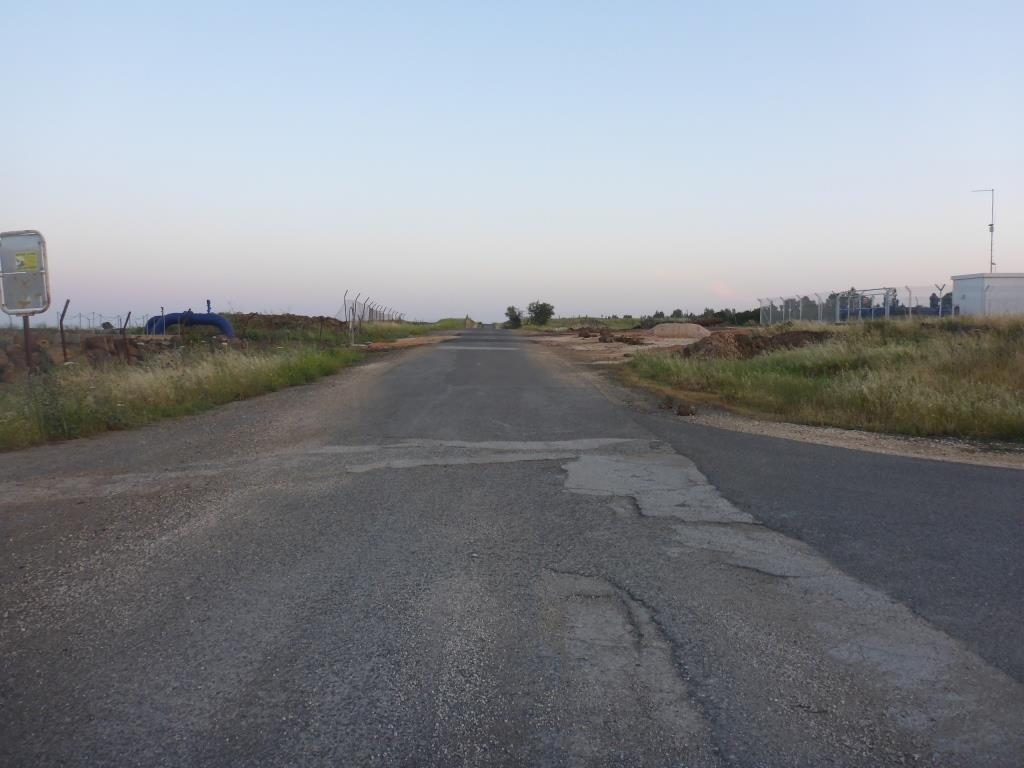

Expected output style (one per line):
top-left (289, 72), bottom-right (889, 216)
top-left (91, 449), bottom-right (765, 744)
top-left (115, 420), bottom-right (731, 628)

top-left (504, 306), bottom-right (522, 329)
top-left (653, 310), bottom-right (665, 319)
top-left (527, 301), bottom-right (555, 325)
top-left (670, 309), bottom-right (683, 318)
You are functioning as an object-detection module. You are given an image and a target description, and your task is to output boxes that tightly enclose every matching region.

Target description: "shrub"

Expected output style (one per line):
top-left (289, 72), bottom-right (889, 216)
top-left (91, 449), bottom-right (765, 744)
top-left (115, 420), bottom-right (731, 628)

top-left (504, 306), bottom-right (523, 329)
top-left (527, 301), bottom-right (555, 326)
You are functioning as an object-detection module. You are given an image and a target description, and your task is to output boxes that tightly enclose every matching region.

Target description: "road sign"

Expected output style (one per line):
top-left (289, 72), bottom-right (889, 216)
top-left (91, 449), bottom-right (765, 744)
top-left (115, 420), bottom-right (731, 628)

top-left (0, 230), bottom-right (50, 315)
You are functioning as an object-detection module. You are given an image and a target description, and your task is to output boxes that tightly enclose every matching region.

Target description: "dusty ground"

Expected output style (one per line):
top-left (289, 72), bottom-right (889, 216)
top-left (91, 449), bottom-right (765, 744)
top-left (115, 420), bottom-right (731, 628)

top-left (365, 334), bottom-right (459, 351)
top-left (524, 327), bottom-right (700, 363)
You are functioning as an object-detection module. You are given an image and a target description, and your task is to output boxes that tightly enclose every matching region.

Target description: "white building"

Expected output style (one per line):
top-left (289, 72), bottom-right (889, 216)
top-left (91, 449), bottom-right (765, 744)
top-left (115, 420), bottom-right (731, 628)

top-left (951, 273), bottom-right (1024, 317)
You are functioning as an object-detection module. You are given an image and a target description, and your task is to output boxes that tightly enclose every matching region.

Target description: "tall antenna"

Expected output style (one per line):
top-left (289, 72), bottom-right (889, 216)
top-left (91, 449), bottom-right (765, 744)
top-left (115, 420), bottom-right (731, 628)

top-left (972, 188), bottom-right (995, 272)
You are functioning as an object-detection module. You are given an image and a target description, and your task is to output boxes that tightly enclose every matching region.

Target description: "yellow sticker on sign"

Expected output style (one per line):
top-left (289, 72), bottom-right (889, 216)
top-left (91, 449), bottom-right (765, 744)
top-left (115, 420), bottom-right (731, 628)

top-left (15, 251), bottom-right (39, 271)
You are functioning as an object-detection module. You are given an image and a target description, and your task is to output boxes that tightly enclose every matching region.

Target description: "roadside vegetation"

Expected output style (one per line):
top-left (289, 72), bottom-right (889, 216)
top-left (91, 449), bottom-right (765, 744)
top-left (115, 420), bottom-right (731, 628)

top-left (516, 306), bottom-right (760, 332)
top-left (0, 347), bottom-right (363, 450)
top-left (627, 318), bottom-right (1024, 441)
top-left (504, 302), bottom-right (554, 328)
top-left (0, 314), bottom-right (473, 450)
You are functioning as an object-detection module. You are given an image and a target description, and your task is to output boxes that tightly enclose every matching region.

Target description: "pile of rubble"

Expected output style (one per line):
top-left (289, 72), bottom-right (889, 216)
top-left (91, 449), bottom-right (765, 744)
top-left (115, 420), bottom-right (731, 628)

top-left (576, 327), bottom-right (647, 345)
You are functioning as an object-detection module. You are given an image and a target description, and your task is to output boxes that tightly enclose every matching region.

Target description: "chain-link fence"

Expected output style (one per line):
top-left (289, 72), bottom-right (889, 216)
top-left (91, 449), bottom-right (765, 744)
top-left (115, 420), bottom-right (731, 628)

top-left (758, 283), bottom-right (955, 325)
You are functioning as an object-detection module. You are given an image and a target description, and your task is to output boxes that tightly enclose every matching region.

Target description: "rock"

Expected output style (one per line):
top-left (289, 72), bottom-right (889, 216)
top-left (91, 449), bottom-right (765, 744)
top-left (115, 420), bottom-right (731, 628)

top-left (652, 323), bottom-right (711, 339)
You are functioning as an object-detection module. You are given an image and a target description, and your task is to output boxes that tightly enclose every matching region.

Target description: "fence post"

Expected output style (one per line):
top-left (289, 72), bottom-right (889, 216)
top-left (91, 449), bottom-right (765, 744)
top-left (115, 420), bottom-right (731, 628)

top-left (58, 299), bottom-right (70, 362)
top-left (22, 316), bottom-right (32, 372)
top-left (120, 312), bottom-right (132, 363)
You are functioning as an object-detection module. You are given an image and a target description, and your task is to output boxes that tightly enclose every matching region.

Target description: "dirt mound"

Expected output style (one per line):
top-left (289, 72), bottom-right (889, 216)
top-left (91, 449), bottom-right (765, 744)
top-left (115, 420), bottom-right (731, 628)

top-left (682, 330), bottom-right (832, 360)
top-left (227, 312), bottom-right (349, 335)
top-left (652, 323), bottom-right (711, 339)
top-left (680, 333), bottom-right (746, 360)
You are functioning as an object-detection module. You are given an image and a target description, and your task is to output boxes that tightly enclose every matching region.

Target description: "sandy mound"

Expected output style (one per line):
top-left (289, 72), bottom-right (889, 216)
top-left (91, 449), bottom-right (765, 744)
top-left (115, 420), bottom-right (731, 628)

top-left (652, 323), bottom-right (711, 339)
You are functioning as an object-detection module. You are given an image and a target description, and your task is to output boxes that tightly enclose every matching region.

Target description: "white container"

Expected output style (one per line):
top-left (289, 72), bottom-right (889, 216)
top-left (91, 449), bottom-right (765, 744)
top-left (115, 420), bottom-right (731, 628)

top-left (951, 273), bottom-right (1024, 317)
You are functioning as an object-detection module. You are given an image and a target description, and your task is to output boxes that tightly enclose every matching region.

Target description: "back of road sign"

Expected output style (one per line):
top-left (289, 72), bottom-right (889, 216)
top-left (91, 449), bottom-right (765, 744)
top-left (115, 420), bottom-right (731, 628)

top-left (0, 230), bottom-right (50, 315)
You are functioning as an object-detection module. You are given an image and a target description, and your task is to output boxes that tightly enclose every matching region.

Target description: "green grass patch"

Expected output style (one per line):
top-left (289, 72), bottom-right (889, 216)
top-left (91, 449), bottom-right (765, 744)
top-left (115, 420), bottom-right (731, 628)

top-left (628, 318), bottom-right (1024, 441)
top-left (0, 347), bottom-right (363, 450)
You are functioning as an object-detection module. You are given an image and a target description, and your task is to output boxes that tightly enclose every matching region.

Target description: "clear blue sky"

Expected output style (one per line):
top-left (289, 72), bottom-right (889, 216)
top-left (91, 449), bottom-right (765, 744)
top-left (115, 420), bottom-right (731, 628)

top-left (4, 1), bottom-right (1022, 322)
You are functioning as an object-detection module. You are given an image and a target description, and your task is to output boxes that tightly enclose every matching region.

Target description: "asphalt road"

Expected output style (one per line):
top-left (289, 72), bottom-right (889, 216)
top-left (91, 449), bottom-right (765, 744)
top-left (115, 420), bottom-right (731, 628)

top-left (2, 329), bottom-right (1022, 767)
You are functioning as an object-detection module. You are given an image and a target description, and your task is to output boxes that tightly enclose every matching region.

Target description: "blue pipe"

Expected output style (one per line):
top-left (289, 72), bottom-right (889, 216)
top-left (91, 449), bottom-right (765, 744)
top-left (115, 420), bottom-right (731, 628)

top-left (145, 311), bottom-right (234, 338)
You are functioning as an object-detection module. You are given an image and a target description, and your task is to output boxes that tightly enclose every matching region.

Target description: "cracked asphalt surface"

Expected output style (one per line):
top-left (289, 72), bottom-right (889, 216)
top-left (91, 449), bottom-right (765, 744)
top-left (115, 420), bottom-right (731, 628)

top-left (2, 329), bottom-right (1022, 767)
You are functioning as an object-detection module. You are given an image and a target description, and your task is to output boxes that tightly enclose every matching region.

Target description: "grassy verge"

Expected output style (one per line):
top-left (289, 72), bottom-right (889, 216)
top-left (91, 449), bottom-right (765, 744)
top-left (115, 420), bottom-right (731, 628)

top-left (357, 318), bottom-right (473, 342)
top-left (627, 319), bottom-right (1024, 441)
top-left (0, 347), bottom-right (363, 450)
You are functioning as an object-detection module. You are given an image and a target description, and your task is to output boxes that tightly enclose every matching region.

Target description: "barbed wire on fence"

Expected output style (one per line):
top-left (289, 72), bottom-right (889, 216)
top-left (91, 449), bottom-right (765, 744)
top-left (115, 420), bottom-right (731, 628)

top-left (334, 291), bottom-right (404, 340)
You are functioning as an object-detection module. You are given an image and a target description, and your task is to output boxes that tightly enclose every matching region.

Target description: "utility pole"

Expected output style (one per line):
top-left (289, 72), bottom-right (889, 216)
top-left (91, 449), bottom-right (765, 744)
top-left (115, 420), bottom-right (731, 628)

top-left (973, 188), bottom-right (995, 272)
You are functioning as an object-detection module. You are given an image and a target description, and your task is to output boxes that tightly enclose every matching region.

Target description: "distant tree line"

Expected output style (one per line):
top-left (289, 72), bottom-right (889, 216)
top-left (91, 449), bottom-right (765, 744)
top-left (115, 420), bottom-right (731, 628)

top-left (504, 301), bottom-right (555, 328)
top-left (634, 307), bottom-right (760, 327)
top-left (502, 301), bottom-right (761, 328)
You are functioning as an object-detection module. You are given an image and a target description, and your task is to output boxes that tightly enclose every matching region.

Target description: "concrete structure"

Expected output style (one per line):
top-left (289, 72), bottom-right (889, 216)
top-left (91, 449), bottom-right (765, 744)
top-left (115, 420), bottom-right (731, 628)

top-left (951, 273), bottom-right (1024, 316)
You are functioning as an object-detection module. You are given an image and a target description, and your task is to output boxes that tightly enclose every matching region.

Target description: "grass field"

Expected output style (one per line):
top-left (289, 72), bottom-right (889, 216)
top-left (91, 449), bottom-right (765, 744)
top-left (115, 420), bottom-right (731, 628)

top-left (0, 347), bottom-right (363, 450)
top-left (627, 318), bottom-right (1024, 441)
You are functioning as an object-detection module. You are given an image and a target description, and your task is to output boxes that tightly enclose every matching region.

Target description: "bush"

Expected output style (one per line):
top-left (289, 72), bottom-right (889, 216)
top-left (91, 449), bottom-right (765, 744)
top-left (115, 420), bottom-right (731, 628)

top-left (527, 301), bottom-right (555, 325)
top-left (504, 306), bottom-right (522, 329)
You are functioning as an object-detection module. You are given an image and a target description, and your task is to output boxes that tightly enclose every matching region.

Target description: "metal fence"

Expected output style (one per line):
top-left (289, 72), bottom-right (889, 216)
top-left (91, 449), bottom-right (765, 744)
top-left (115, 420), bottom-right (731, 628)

top-left (5, 310), bottom-right (149, 331)
top-left (335, 291), bottom-right (403, 328)
top-left (758, 283), bottom-right (954, 325)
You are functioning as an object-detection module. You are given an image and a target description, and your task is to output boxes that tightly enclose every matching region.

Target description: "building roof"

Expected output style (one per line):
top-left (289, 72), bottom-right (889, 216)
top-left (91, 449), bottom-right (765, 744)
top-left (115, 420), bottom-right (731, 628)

top-left (951, 273), bottom-right (1024, 280)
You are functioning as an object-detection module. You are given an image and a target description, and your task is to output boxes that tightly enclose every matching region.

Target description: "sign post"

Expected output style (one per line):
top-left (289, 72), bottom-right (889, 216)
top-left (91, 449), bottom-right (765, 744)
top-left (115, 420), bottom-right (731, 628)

top-left (0, 230), bottom-right (52, 373)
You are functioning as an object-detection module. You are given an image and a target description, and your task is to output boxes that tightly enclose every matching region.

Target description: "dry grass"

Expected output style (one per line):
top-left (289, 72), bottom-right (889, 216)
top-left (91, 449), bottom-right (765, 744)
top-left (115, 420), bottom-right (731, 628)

top-left (0, 347), bottom-right (362, 450)
top-left (628, 318), bottom-right (1024, 440)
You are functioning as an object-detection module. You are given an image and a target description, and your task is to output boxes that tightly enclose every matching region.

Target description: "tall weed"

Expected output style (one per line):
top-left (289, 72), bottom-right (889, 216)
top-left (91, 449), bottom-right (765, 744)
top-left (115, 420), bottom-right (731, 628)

top-left (629, 319), bottom-right (1024, 440)
top-left (0, 347), bottom-right (362, 450)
